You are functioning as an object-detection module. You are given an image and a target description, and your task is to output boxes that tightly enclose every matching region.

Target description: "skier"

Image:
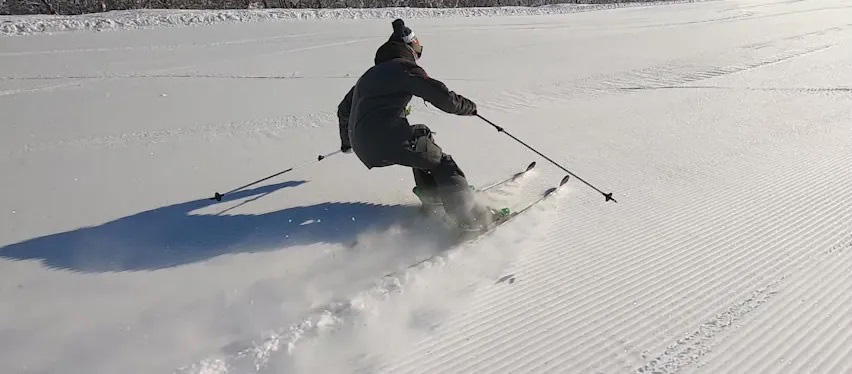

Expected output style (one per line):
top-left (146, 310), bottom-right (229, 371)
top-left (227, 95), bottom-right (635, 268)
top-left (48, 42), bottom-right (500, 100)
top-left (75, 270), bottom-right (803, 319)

top-left (336, 19), bottom-right (507, 231)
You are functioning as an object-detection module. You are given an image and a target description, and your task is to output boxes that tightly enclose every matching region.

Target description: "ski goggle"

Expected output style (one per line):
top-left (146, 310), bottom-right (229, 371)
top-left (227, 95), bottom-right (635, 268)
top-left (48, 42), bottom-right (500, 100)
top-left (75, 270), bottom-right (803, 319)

top-left (409, 37), bottom-right (423, 59)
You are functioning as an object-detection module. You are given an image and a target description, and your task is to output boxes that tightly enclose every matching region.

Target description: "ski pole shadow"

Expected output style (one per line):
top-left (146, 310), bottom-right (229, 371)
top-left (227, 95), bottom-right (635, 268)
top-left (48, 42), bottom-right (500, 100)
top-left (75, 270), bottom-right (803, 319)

top-left (0, 181), bottom-right (429, 273)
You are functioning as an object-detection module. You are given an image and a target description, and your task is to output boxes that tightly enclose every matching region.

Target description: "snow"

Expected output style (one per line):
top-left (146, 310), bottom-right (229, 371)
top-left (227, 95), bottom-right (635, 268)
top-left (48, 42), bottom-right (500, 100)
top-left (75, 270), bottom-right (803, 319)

top-left (2, 0), bottom-right (852, 373)
top-left (0, 1), bottom-right (705, 36)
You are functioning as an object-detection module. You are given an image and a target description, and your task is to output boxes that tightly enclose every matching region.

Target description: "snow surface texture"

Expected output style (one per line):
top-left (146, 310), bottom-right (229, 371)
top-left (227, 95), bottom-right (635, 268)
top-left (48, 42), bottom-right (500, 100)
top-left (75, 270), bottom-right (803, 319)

top-left (0, 0), bottom-right (707, 36)
top-left (2, 0), bottom-right (852, 373)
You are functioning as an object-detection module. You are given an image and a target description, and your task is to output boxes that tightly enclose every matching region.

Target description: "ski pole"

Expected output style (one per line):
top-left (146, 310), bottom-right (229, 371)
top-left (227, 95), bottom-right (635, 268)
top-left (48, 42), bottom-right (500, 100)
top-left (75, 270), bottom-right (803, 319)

top-left (476, 114), bottom-right (617, 203)
top-left (210, 150), bottom-right (341, 201)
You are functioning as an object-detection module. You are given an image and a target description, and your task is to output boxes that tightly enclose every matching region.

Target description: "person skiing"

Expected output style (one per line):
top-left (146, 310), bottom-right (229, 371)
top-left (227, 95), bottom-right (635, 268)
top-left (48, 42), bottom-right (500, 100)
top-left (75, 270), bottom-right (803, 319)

top-left (336, 18), bottom-right (507, 231)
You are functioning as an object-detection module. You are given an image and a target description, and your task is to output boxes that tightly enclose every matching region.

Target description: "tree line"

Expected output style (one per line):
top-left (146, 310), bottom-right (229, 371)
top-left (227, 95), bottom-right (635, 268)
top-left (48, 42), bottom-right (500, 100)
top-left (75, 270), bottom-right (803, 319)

top-left (1, 0), bottom-right (656, 16)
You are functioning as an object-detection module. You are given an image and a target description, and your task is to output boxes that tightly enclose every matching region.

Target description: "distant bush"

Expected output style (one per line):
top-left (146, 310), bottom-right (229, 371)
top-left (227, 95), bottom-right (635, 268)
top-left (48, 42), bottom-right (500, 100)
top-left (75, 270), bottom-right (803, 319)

top-left (2, 0), bottom-right (660, 16)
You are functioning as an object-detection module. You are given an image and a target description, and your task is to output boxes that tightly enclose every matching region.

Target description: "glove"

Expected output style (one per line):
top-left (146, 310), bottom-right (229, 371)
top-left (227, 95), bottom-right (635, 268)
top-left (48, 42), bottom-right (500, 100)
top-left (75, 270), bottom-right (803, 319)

top-left (458, 96), bottom-right (477, 116)
top-left (341, 144), bottom-right (352, 153)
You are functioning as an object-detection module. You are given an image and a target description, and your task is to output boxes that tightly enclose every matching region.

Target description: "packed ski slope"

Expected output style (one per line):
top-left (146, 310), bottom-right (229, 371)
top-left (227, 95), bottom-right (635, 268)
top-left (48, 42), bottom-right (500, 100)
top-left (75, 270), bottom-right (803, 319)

top-left (2, 0), bottom-right (852, 373)
top-left (0, 1), bottom-right (705, 36)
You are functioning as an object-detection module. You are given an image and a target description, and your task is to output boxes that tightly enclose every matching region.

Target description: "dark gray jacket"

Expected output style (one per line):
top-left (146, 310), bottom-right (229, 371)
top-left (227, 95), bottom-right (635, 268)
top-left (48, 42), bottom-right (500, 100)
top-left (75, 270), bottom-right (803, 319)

top-left (337, 49), bottom-right (476, 169)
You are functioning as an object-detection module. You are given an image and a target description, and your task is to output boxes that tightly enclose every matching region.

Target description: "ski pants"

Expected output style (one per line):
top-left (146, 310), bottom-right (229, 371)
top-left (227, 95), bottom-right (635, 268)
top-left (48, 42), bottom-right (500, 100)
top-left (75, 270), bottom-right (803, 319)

top-left (393, 124), bottom-right (482, 224)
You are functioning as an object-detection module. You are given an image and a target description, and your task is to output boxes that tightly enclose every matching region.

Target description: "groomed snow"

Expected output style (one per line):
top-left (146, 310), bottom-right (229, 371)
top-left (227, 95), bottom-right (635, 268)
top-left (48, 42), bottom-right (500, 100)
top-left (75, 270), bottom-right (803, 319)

top-left (0, 0), bottom-right (705, 36)
top-left (2, 0), bottom-right (852, 373)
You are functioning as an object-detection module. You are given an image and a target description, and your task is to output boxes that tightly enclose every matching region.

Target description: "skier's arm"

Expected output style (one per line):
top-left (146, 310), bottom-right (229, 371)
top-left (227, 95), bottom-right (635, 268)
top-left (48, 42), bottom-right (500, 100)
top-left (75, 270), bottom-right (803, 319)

top-left (406, 65), bottom-right (477, 116)
top-left (337, 86), bottom-right (354, 151)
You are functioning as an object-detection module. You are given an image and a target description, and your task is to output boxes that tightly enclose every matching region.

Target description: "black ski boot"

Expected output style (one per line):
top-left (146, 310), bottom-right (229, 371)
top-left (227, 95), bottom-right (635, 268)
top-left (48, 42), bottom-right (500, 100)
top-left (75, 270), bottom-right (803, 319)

top-left (413, 184), bottom-right (480, 216)
top-left (413, 186), bottom-right (444, 216)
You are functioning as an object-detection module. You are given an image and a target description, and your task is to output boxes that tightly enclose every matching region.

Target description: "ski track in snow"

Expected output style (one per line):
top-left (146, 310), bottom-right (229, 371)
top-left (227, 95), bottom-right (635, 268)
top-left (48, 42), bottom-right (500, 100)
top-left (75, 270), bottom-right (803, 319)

top-left (694, 238), bottom-right (852, 374)
top-left (0, 32), bottom-right (321, 56)
top-left (0, 35), bottom-right (382, 100)
top-left (8, 113), bottom-right (335, 155)
top-left (0, 81), bottom-right (80, 96)
top-left (483, 25), bottom-right (852, 112)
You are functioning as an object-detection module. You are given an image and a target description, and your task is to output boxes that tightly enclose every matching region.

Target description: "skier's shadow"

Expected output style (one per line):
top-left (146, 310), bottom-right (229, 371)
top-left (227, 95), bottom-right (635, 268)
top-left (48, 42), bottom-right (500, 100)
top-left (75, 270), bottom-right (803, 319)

top-left (0, 181), bottom-right (427, 273)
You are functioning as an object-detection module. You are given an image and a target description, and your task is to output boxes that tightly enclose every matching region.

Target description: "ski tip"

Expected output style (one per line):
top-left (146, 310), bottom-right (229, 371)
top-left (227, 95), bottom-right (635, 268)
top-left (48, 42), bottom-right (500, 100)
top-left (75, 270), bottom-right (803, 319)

top-left (543, 176), bottom-right (571, 196)
top-left (526, 161), bottom-right (536, 171)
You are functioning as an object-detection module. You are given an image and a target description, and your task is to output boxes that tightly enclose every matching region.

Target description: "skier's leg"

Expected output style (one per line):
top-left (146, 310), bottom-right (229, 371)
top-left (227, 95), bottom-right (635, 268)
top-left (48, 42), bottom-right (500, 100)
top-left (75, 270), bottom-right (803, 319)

top-left (430, 154), bottom-right (493, 228)
top-left (401, 124), bottom-right (443, 209)
top-left (412, 167), bottom-right (442, 214)
top-left (392, 124), bottom-right (495, 228)
top-left (412, 168), bottom-right (438, 192)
